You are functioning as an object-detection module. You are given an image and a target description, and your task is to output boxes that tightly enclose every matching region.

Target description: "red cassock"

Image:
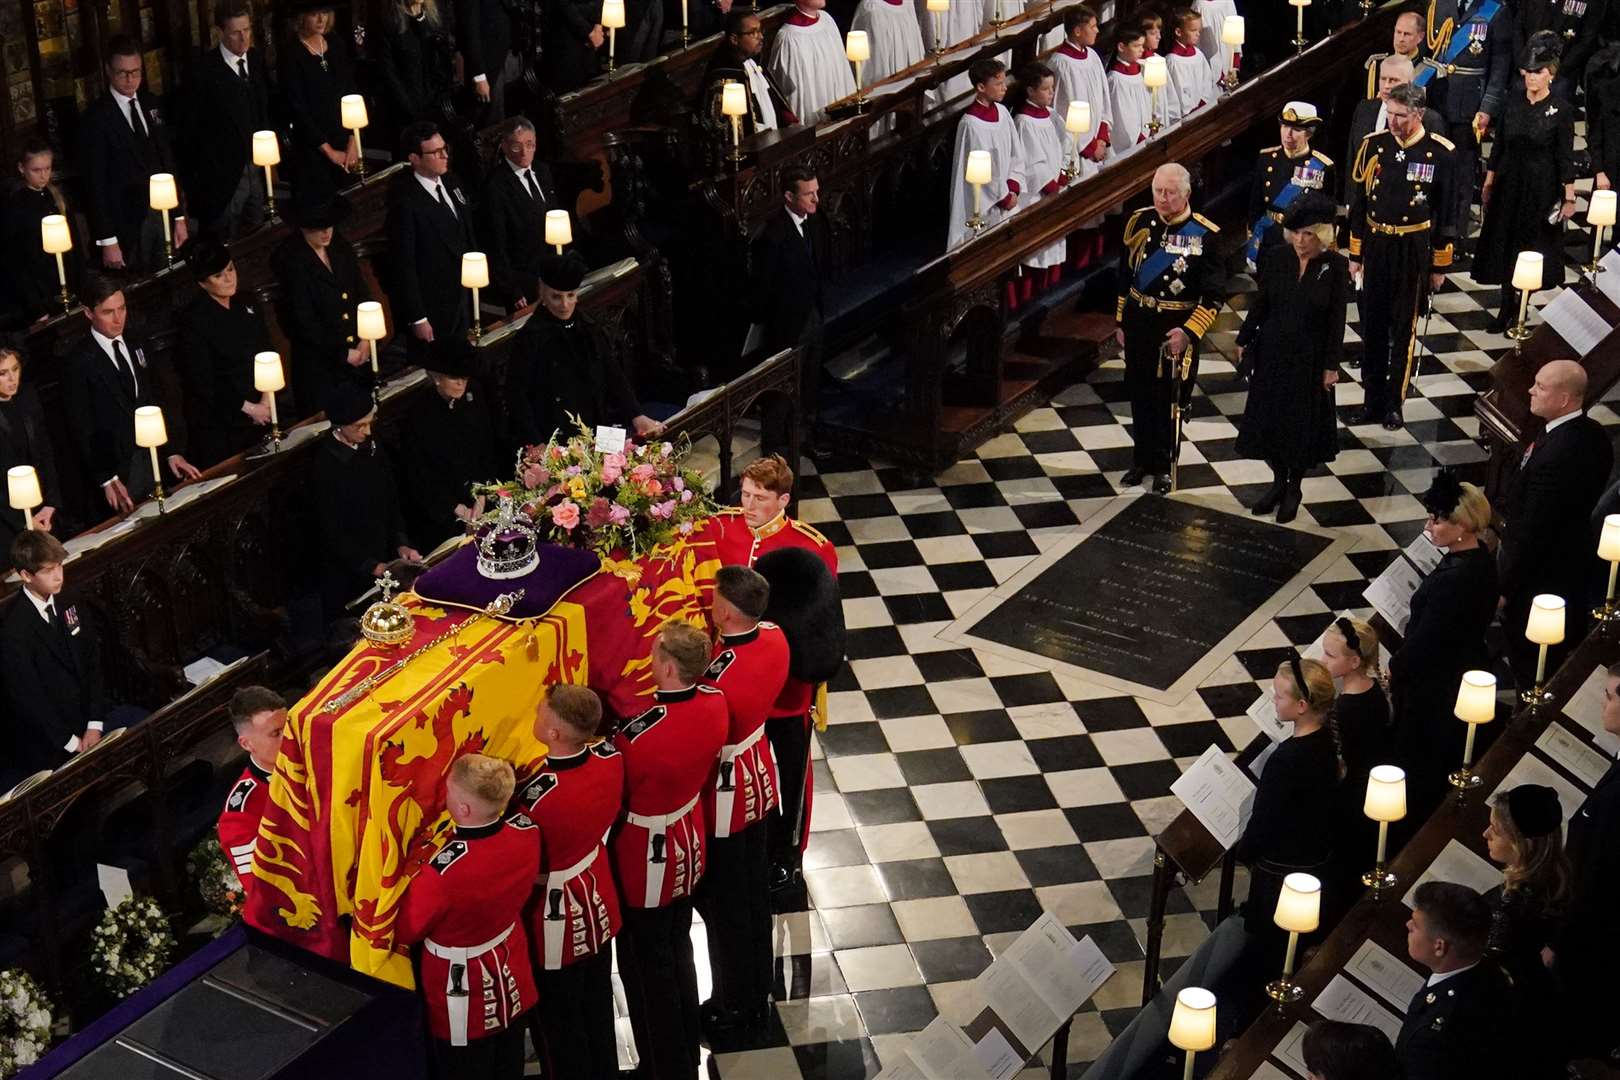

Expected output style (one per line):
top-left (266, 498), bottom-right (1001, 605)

top-left (609, 685), bottom-right (728, 908)
top-left (702, 623), bottom-right (790, 838)
top-left (514, 742), bottom-right (626, 970)
top-left (396, 816), bottom-right (541, 1045)
top-left (217, 759), bottom-right (271, 895)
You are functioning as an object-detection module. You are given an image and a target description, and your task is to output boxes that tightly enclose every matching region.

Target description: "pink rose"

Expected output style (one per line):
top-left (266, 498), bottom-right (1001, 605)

top-left (630, 463), bottom-right (657, 484)
top-left (551, 501), bottom-right (581, 530)
top-left (650, 499), bottom-right (677, 520)
top-left (680, 488), bottom-right (693, 503)
top-left (605, 452), bottom-right (627, 471)
top-left (565, 464), bottom-right (582, 476)
top-left (601, 462), bottom-right (622, 484)
top-left (586, 497), bottom-right (613, 528)
top-left (673, 476), bottom-right (685, 492)
top-left (521, 465), bottom-right (545, 488)
top-left (609, 503), bottom-right (632, 525)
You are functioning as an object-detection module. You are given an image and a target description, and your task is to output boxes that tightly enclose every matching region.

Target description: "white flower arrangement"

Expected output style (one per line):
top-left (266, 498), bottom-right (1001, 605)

top-left (89, 896), bottom-right (176, 1000)
top-left (0, 968), bottom-right (54, 1075)
top-left (187, 837), bottom-right (245, 918)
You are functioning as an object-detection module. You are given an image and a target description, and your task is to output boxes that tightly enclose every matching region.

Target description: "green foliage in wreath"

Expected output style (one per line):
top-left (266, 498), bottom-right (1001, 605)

top-left (0, 967), bottom-right (54, 1075)
top-left (187, 836), bottom-right (246, 918)
top-left (89, 895), bottom-right (176, 1000)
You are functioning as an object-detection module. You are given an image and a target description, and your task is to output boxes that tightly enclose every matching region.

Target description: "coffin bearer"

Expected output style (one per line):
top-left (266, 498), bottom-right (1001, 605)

top-left (1245, 101), bottom-right (1335, 272)
top-left (1113, 163), bottom-right (1225, 495)
top-left (217, 686), bottom-right (288, 896)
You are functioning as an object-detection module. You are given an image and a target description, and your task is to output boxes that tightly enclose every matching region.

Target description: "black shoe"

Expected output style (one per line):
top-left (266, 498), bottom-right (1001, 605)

top-left (1121, 466), bottom-right (1147, 486)
top-left (1252, 476), bottom-right (1285, 515)
top-left (1277, 481), bottom-right (1302, 524)
top-left (1349, 406), bottom-right (1378, 426)
top-left (1381, 409), bottom-right (1402, 430)
top-left (769, 864), bottom-right (793, 891)
top-left (1153, 474), bottom-right (1173, 495)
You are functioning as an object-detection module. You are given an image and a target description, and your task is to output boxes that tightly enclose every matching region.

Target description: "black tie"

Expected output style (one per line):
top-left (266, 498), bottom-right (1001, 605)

top-left (112, 339), bottom-right (138, 399)
top-left (237, 57), bottom-right (248, 80)
top-left (436, 183), bottom-right (455, 219)
top-left (127, 98), bottom-right (150, 142)
top-left (525, 170), bottom-right (543, 203)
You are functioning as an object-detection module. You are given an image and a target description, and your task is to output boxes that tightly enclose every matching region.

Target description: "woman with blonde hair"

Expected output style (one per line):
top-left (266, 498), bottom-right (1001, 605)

top-left (1390, 469), bottom-right (1498, 820)
top-left (1321, 616), bottom-right (1392, 905)
top-left (279, 0), bottom-right (361, 204)
top-left (373, 0), bottom-right (455, 137)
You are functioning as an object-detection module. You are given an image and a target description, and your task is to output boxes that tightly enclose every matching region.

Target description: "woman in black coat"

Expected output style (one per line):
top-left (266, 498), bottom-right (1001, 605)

top-left (176, 237), bottom-right (274, 469)
top-left (1234, 192), bottom-right (1346, 525)
top-left (279, 1), bottom-right (362, 206)
top-left (0, 343), bottom-right (64, 546)
top-left (1475, 31), bottom-right (1578, 331)
top-left (1390, 471), bottom-right (1500, 820)
top-left (373, 0), bottom-right (456, 139)
top-left (270, 196), bottom-right (373, 417)
top-left (1589, 44), bottom-right (1620, 196)
top-left (1, 140), bottom-right (82, 327)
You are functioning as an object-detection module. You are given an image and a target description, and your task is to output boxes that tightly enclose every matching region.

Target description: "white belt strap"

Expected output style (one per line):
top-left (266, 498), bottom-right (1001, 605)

top-left (424, 922), bottom-right (515, 1046)
top-left (539, 838), bottom-right (606, 971)
top-left (625, 792), bottom-right (701, 907)
top-left (714, 724), bottom-right (768, 839)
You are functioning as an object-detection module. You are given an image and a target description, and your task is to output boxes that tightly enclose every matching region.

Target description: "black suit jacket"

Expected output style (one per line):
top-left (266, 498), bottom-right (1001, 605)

top-left (480, 162), bottom-right (559, 306)
top-left (541, 0), bottom-right (603, 92)
top-left (1558, 759), bottom-right (1620, 959)
top-left (385, 170), bottom-right (478, 338)
top-left (1395, 963), bottom-right (1518, 1080)
top-left (749, 207), bottom-right (829, 353)
top-left (180, 46), bottom-right (272, 227)
top-left (506, 311), bottom-right (640, 449)
top-left (77, 90), bottom-right (184, 246)
top-left (271, 231), bottom-right (372, 414)
top-left (456, 0), bottom-right (514, 84)
top-left (0, 590), bottom-right (107, 772)
top-left (1500, 413), bottom-right (1614, 604)
top-left (1343, 99), bottom-right (1446, 203)
top-left (60, 332), bottom-right (174, 494)
top-left (0, 387), bottom-right (62, 546)
top-left (176, 292), bottom-right (273, 468)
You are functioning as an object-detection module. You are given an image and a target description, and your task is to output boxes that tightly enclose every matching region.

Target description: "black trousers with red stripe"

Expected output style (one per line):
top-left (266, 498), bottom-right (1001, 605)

top-left (765, 713), bottom-right (811, 877)
top-left (530, 947), bottom-right (618, 1079)
top-left (430, 1019), bottom-right (526, 1080)
top-left (696, 819), bottom-right (773, 1016)
top-left (617, 900), bottom-right (700, 1079)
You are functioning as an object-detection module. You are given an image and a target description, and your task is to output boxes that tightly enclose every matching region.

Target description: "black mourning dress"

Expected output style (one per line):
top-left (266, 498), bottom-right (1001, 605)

top-left (1473, 92), bottom-right (1576, 289)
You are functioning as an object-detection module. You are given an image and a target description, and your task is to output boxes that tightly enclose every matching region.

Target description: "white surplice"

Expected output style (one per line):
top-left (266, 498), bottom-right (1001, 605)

top-left (1050, 43), bottom-right (1109, 226)
top-left (851, 0), bottom-right (928, 83)
top-left (916, 0), bottom-right (983, 100)
top-left (768, 10), bottom-right (858, 124)
top-left (1195, 0), bottom-right (1239, 62)
top-left (1165, 43), bottom-right (1219, 121)
top-left (947, 102), bottom-right (1026, 250)
top-left (1014, 106), bottom-right (1068, 269)
top-left (1108, 60), bottom-right (1152, 158)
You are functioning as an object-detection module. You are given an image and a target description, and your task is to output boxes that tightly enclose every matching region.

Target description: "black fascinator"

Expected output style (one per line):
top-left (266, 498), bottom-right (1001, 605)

top-left (1521, 29), bottom-right (1563, 72)
top-left (1421, 468), bottom-right (1465, 519)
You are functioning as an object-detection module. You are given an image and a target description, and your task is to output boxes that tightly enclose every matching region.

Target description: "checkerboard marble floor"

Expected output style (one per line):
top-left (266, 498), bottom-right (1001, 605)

top-left (670, 234), bottom-right (1620, 1080)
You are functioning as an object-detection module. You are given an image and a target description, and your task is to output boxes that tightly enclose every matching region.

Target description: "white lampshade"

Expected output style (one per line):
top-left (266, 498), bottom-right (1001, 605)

top-left (1363, 765), bottom-right (1407, 822)
top-left (356, 301), bottom-right (386, 342)
top-left (602, 0), bottom-right (626, 28)
top-left (253, 351), bottom-right (285, 394)
top-left (1526, 594), bottom-right (1566, 645)
top-left (1221, 14), bottom-right (1245, 45)
top-left (1590, 189), bottom-right (1618, 229)
top-left (964, 149), bottom-right (993, 186)
top-left (846, 29), bottom-right (870, 62)
top-left (1168, 987), bottom-right (1217, 1052)
top-left (1141, 54), bottom-right (1169, 89)
top-left (340, 94), bottom-right (369, 130)
top-left (1065, 100), bottom-right (1092, 135)
top-left (720, 80), bottom-right (748, 116)
top-left (1511, 250), bottom-right (1544, 292)
top-left (7, 466), bottom-right (42, 511)
top-left (1453, 670), bottom-right (1497, 723)
top-left (148, 173), bottom-right (178, 212)
top-left (1599, 514), bottom-right (1620, 561)
top-left (926, 0), bottom-right (949, 12)
top-left (544, 210), bottom-right (573, 248)
top-left (134, 405), bottom-right (167, 449)
top-left (460, 251), bottom-right (490, 290)
top-left (1273, 873), bottom-right (1321, 934)
top-left (40, 214), bottom-right (72, 255)
top-left (1289, 0), bottom-right (1310, 7)
top-left (252, 130), bottom-right (281, 167)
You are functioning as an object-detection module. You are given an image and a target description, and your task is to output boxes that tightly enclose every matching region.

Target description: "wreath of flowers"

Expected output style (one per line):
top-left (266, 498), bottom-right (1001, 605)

top-left (89, 895), bottom-right (176, 1000)
top-left (0, 968), bottom-right (53, 1076)
top-left (187, 836), bottom-right (246, 918)
top-left (476, 417), bottom-right (716, 560)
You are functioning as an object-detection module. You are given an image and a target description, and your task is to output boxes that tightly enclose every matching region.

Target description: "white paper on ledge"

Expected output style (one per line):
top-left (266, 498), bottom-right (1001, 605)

top-left (1539, 286), bottom-right (1614, 356)
top-left (1536, 722), bottom-right (1612, 789)
top-left (1402, 838), bottom-right (1501, 907)
top-left (1562, 663), bottom-right (1620, 755)
top-left (1312, 973), bottom-right (1403, 1044)
top-left (1344, 938), bottom-right (1424, 1012)
top-left (1169, 744), bottom-right (1256, 849)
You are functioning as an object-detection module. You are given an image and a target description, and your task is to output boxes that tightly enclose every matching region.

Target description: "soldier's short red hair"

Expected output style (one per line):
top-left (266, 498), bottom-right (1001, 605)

top-left (742, 454), bottom-right (794, 496)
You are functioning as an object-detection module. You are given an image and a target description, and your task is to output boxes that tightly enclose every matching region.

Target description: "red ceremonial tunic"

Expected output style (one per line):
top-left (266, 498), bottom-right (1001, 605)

top-left (397, 816), bottom-right (541, 1045)
top-left (609, 685), bottom-right (728, 909)
top-left (702, 622), bottom-right (790, 837)
top-left (514, 742), bottom-right (625, 969)
top-left (217, 759), bottom-right (271, 895)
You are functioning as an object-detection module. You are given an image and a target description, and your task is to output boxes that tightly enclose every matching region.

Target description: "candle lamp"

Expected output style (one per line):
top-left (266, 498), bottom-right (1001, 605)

top-left (7, 466), bottom-right (42, 531)
top-left (39, 214), bottom-right (74, 313)
top-left (461, 252), bottom-right (489, 342)
top-left (1450, 669), bottom-right (1496, 794)
top-left (254, 351), bottom-right (285, 451)
top-left (1520, 595), bottom-right (1565, 707)
top-left (1168, 988), bottom-right (1217, 1080)
top-left (603, 0), bottom-right (626, 72)
top-left (681, 0), bottom-right (690, 46)
top-left (1063, 101), bottom-right (1091, 180)
top-left (926, 0), bottom-right (949, 55)
top-left (1508, 250), bottom-right (1543, 341)
top-left (1265, 873), bottom-right (1320, 1007)
top-left (720, 80), bottom-right (748, 165)
top-left (545, 210), bottom-right (573, 255)
top-left (134, 405), bottom-right (170, 513)
top-left (1597, 514), bottom-right (1620, 622)
top-left (148, 173), bottom-right (179, 268)
top-left (356, 301), bottom-right (386, 401)
top-left (252, 130), bottom-right (281, 223)
top-left (1219, 15), bottom-right (1244, 91)
top-left (964, 149), bottom-right (992, 235)
top-left (1361, 765), bottom-right (1406, 896)
top-left (1289, 0), bottom-right (1310, 53)
top-left (847, 31), bottom-right (870, 105)
top-left (1587, 190), bottom-right (1616, 277)
top-left (1142, 55), bottom-right (1167, 136)
top-left (340, 95), bottom-right (369, 177)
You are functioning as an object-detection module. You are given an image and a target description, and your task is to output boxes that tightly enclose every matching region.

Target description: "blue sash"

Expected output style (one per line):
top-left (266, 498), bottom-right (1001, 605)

top-left (1137, 217), bottom-right (1211, 292)
top-left (1424, 0), bottom-right (1501, 81)
top-left (1244, 169), bottom-right (1315, 266)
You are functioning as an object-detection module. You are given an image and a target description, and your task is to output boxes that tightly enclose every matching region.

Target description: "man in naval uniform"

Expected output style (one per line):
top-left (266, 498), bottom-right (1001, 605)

top-left (1347, 81), bottom-right (1457, 431)
top-left (1246, 101), bottom-right (1336, 272)
top-left (1363, 11), bottom-right (1447, 97)
top-left (1113, 162), bottom-right (1225, 495)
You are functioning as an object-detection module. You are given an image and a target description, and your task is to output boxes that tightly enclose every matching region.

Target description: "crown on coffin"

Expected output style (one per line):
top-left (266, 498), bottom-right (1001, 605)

top-left (361, 571), bottom-right (415, 648)
top-left (477, 494), bottom-right (540, 580)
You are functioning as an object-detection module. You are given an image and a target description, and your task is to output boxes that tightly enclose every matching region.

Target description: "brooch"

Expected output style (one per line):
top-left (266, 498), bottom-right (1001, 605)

top-left (1425, 992), bottom-right (1436, 1004)
top-left (1169, 279), bottom-right (1185, 295)
top-left (1395, 149), bottom-right (1406, 162)
top-left (1172, 256), bottom-right (1188, 273)
top-left (1547, 105), bottom-right (1558, 115)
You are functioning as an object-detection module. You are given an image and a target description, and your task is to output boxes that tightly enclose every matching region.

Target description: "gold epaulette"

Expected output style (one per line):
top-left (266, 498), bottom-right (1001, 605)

top-left (789, 518), bottom-right (831, 546)
top-left (1259, 145), bottom-right (1282, 155)
top-left (1191, 212), bottom-right (1220, 233)
top-left (715, 506), bottom-right (744, 516)
top-left (1431, 133), bottom-right (1456, 151)
top-left (1313, 150), bottom-right (1334, 167)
